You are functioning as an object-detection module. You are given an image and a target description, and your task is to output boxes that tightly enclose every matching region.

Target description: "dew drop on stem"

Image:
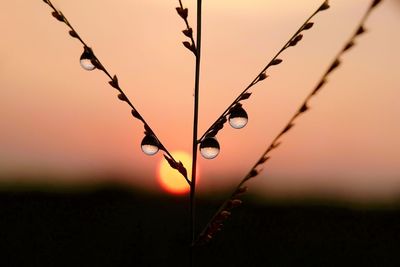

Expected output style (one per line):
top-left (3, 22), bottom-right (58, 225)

top-left (200, 137), bottom-right (220, 159)
top-left (141, 135), bottom-right (159, 156)
top-left (80, 50), bottom-right (96, 71)
top-left (229, 106), bottom-right (248, 129)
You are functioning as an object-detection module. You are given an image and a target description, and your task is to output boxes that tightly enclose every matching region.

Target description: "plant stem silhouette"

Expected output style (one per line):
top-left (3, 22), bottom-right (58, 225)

top-left (190, 0), bottom-right (202, 247)
top-left (41, 0), bottom-right (384, 255)
top-left (199, 0), bottom-right (330, 141)
top-left (194, 0), bottom-right (383, 246)
top-left (41, 0), bottom-right (190, 185)
top-left (176, 0), bottom-right (203, 249)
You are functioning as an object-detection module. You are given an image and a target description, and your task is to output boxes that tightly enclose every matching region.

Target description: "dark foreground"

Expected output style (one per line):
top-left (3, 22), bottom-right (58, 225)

top-left (1, 185), bottom-right (399, 267)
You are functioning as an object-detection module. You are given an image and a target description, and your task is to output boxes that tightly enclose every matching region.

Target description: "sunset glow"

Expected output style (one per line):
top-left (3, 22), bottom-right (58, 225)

top-left (0, 0), bottom-right (399, 201)
top-left (158, 151), bottom-right (194, 194)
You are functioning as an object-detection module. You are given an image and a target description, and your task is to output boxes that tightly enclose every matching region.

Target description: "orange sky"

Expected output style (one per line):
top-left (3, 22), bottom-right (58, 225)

top-left (1, 0), bottom-right (399, 201)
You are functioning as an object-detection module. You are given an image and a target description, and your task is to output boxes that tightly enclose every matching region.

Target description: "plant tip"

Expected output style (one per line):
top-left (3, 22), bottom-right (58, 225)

top-left (319, 1), bottom-right (330, 11)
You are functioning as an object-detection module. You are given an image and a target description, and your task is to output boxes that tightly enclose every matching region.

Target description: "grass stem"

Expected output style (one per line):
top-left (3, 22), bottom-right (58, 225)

top-left (42, 0), bottom-right (190, 185)
top-left (190, 0), bottom-right (202, 257)
top-left (194, 0), bottom-right (383, 246)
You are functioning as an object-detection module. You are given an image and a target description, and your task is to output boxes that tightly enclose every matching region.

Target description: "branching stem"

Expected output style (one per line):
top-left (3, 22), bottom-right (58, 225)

top-left (194, 0), bottom-right (383, 246)
top-left (198, 1), bottom-right (329, 142)
top-left (42, 0), bottom-right (191, 186)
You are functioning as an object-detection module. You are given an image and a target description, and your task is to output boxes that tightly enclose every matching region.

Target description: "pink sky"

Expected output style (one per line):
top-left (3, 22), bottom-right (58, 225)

top-left (1, 0), bottom-right (399, 201)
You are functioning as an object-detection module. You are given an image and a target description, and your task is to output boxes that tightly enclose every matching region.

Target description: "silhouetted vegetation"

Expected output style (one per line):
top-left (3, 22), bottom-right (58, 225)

top-left (36, 0), bottom-right (387, 263)
top-left (1, 182), bottom-right (399, 267)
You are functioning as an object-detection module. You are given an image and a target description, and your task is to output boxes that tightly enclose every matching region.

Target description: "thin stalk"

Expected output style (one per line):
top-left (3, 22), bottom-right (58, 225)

top-left (190, 0), bottom-right (202, 247)
top-left (42, 0), bottom-right (190, 185)
top-left (194, 0), bottom-right (383, 246)
top-left (198, 1), bottom-right (329, 142)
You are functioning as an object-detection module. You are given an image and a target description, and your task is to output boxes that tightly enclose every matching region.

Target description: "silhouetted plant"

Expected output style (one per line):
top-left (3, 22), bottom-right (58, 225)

top-left (195, 0), bottom-right (383, 245)
top-left (40, 0), bottom-right (383, 261)
top-left (41, 0), bottom-right (190, 186)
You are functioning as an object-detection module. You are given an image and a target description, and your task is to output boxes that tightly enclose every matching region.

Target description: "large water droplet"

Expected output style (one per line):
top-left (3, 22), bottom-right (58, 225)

top-left (229, 106), bottom-right (248, 129)
top-left (80, 50), bottom-right (96, 71)
top-left (141, 135), bottom-right (159, 156)
top-left (200, 137), bottom-right (220, 159)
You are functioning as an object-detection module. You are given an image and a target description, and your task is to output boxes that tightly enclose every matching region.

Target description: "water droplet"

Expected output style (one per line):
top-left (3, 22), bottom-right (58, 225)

top-left (80, 50), bottom-right (96, 71)
top-left (141, 135), bottom-right (159, 156)
top-left (200, 137), bottom-right (220, 159)
top-left (229, 106), bottom-right (248, 129)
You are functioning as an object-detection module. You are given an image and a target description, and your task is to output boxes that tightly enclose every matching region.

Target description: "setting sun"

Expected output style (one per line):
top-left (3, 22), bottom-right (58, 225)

top-left (158, 151), bottom-right (195, 194)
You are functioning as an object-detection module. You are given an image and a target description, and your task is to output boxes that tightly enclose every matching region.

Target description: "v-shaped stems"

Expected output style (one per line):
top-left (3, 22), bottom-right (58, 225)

top-left (41, 0), bottom-right (191, 186)
top-left (194, 0), bottom-right (383, 246)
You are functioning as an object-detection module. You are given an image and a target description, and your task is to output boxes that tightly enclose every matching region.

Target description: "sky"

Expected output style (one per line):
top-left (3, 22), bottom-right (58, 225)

top-left (1, 0), bottom-right (399, 201)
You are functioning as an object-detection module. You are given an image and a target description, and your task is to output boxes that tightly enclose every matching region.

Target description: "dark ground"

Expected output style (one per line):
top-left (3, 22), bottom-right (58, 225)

top-left (1, 184), bottom-right (399, 267)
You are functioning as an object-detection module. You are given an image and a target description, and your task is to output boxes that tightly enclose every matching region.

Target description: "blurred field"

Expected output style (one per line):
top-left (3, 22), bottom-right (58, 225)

top-left (1, 180), bottom-right (399, 267)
